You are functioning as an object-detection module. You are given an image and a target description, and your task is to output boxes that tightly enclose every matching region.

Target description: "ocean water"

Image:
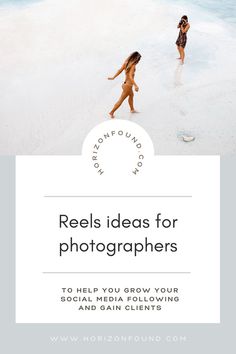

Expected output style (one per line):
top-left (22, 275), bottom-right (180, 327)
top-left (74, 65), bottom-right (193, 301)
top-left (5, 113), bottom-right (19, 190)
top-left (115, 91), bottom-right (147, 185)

top-left (0, 0), bottom-right (40, 7)
top-left (161, 0), bottom-right (236, 24)
top-left (0, 0), bottom-right (235, 21)
top-left (170, 0), bottom-right (236, 24)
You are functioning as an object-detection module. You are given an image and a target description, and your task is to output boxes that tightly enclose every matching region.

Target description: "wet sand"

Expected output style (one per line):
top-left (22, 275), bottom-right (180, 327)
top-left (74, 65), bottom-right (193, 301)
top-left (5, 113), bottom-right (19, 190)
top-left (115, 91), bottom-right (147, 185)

top-left (0, 0), bottom-right (235, 155)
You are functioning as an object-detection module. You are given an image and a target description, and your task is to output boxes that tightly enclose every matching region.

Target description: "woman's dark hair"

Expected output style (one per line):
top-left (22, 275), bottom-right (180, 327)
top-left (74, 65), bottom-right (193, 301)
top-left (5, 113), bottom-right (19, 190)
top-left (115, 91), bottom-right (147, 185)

top-left (182, 15), bottom-right (188, 21)
top-left (126, 51), bottom-right (141, 71)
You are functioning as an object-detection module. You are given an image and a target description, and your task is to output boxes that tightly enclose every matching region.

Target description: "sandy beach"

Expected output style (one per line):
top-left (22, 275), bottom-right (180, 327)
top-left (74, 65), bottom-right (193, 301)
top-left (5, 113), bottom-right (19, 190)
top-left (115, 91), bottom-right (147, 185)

top-left (0, 0), bottom-right (235, 155)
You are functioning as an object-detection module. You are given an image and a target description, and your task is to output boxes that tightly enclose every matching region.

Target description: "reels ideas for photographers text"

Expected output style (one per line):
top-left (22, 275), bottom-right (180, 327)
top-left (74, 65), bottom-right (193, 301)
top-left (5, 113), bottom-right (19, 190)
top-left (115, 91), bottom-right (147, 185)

top-left (16, 155), bottom-right (220, 323)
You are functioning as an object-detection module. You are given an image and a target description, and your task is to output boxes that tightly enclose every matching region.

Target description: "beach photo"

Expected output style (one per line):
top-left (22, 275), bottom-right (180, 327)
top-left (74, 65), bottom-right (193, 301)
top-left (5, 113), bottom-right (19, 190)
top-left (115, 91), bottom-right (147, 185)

top-left (0, 0), bottom-right (236, 154)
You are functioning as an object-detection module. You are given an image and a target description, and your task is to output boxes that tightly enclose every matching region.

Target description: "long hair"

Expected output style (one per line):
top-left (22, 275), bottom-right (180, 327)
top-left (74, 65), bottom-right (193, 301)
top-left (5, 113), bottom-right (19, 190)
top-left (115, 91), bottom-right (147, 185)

top-left (126, 51), bottom-right (141, 72)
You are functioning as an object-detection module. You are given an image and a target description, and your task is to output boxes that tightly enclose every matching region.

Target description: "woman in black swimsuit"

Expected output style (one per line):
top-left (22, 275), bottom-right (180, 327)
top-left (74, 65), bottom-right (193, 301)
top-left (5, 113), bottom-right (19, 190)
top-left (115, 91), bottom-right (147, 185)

top-left (176, 15), bottom-right (190, 64)
top-left (108, 52), bottom-right (141, 118)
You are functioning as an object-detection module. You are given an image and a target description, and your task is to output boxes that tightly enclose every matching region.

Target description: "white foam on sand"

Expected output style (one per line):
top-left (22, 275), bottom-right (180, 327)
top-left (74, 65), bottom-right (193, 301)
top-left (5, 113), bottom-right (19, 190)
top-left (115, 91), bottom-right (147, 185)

top-left (0, 0), bottom-right (235, 154)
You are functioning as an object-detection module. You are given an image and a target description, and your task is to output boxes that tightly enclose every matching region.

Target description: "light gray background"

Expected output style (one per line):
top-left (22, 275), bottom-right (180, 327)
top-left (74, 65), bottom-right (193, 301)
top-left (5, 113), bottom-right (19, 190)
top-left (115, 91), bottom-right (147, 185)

top-left (0, 156), bottom-right (235, 353)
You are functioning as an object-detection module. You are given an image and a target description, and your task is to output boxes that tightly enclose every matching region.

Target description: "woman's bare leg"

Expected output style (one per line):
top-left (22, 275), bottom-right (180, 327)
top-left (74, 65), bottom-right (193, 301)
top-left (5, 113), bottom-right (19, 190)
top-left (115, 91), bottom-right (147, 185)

top-left (179, 47), bottom-right (185, 64)
top-left (182, 48), bottom-right (185, 63)
top-left (177, 45), bottom-right (181, 59)
top-left (109, 88), bottom-right (129, 118)
top-left (128, 91), bottom-right (135, 112)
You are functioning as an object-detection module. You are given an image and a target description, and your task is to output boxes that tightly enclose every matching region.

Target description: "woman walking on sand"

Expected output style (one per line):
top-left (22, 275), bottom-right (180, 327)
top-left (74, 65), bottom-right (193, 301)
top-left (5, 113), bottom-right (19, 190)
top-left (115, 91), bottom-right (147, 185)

top-left (176, 15), bottom-right (190, 64)
top-left (108, 51), bottom-right (141, 118)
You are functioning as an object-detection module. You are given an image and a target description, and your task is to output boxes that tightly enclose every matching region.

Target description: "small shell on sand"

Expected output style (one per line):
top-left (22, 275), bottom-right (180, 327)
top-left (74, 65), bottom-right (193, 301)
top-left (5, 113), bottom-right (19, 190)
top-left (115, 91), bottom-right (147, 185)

top-left (182, 135), bottom-right (195, 142)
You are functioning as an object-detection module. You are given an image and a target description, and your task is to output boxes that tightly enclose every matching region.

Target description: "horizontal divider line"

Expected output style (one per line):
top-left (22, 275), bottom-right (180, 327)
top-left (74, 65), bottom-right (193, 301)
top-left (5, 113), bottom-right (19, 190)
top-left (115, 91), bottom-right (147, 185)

top-left (43, 272), bottom-right (191, 274)
top-left (44, 195), bottom-right (192, 198)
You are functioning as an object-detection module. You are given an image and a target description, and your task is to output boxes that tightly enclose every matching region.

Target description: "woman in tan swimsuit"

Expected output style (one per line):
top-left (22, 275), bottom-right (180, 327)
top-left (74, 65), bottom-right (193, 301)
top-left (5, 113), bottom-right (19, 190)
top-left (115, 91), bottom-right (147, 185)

top-left (108, 51), bottom-right (141, 118)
